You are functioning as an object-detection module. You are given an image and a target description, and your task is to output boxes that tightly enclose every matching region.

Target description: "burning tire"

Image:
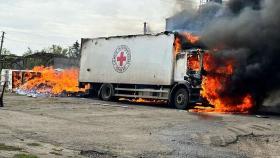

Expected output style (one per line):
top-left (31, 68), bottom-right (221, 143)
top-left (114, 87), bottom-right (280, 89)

top-left (173, 88), bottom-right (189, 110)
top-left (99, 83), bottom-right (114, 101)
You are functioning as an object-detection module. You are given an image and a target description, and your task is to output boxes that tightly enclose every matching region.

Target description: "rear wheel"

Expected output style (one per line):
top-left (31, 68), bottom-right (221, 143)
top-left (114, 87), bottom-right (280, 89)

top-left (173, 88), bottom-right (189, 110)
top-left (99, 83), bottom-right (114, 101)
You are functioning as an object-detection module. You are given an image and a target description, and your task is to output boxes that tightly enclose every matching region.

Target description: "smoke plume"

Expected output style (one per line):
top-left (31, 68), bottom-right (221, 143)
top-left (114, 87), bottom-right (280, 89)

top-left (201, 0), bottom-right (280, 110)
top-left (166, 2), bottom-right (222, 33)
top-left (169, 0), bottom-right (280, 111)
top-left (174, 0), bottom-right (195, 12)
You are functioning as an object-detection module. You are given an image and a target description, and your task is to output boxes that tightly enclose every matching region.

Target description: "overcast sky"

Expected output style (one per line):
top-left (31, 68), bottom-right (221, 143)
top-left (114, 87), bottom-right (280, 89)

top-left (0, 0), bottom-right (197, 55)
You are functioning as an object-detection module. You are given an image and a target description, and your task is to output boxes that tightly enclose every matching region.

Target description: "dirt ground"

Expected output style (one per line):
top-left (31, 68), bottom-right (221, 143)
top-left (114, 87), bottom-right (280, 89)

top-left (0, 93), bottom-right (280, 158)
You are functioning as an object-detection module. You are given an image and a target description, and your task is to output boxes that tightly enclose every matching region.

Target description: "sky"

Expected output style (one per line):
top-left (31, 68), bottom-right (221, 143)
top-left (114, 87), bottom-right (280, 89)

top-left (0, 0), bottom-right (197, 55)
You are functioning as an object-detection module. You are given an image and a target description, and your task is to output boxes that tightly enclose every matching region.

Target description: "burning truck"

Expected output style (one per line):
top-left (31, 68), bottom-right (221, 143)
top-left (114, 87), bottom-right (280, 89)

top-left (79, 32), bottom-right (205, 110)
top-left (1, 31), bottom-right (254, 113)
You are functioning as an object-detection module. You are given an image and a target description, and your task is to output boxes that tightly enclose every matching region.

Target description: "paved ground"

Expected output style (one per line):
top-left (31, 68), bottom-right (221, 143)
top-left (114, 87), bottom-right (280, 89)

top-left (0, 93), bottom-right (279, 158)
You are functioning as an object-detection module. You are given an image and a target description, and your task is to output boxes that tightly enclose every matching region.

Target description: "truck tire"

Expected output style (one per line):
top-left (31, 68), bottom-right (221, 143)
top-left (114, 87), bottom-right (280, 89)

top-left (173, 88), bottom-right (189, 110)
top-left (99, 83), bottom-right (114, 101)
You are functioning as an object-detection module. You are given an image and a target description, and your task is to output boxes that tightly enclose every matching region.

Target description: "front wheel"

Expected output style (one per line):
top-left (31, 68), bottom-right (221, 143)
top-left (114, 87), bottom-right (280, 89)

top-left (172, 88), bottom-right (189, 110)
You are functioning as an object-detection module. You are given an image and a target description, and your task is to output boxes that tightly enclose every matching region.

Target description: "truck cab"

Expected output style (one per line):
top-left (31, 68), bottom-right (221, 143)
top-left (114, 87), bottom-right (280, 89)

top-left (172, 49), bottom-right (204, 109)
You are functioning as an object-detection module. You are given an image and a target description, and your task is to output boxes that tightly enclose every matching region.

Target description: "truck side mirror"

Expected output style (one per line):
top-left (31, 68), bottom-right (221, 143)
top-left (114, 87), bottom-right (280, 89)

top-left (201, 69), bottom-right (207, 76)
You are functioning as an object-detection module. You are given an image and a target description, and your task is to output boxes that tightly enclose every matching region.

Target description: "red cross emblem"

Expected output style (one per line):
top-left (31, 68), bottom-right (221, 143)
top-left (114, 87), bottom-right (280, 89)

top-left (117, 52), bottom-right (127, 66)
top-left (112, 45), bottom-right (131, 73)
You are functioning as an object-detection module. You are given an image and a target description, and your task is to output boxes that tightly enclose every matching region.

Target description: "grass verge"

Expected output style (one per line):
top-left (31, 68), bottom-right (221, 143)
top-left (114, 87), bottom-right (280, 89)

top-left (0, 143), bottom-right (22, 151)
top-left (13, 154), bottom-right (38, 158)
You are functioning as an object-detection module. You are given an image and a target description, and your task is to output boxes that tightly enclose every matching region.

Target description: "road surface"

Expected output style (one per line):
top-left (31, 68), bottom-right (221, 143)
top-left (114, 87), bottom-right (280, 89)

top-left (0, 93), bottom-right (279, 157)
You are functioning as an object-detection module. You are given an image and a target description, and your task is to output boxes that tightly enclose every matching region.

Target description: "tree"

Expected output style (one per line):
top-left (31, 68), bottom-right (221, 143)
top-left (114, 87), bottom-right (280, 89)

top-left (68, 41), bottom-right (80, 58)
top-left (48, 45), bottom-right (68, 57)
top-left (2, 48), bottom-right (11, 55)
top-left (23, 47), bottom-right (33, 56)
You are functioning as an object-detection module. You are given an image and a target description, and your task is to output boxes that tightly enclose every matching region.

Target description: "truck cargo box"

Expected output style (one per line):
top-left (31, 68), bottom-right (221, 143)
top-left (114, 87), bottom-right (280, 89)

top-left (79, 33), bottom-right (175, 85)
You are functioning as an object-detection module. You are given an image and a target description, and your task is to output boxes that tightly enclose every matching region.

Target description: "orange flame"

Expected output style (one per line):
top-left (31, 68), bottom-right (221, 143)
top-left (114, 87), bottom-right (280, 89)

top-left (130, 98), bottom-right (167, 105)
top-left (19, 66), bottom-right (86, 95)
top-left (173, 32), bottom-right (254, 113)
top-left (188, 54), bottom-right (200, 71)
top-left (174, 37), bottom-right (181, 53)
top-left (182, 32), bottom-right (200, 44)
top-left (12, 71), bottom-right (22, 89)
top-left (174, 32), bottom-right (200, 55)
top-left (200, 53), bottom-right (254, 113)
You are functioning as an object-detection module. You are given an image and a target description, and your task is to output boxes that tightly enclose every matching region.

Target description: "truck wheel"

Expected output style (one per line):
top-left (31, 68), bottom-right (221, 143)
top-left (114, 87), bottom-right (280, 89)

top-left (99, 84), bottom-right (114, 101)
top-left (173, 88), bottom-right (189, 110)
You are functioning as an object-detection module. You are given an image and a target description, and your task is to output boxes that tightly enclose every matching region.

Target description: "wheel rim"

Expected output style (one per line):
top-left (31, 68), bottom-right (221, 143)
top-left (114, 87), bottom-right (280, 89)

top-left (176, 93), bottom-right (185, 105)
top-left (103, 87), bottom-right (111, 98)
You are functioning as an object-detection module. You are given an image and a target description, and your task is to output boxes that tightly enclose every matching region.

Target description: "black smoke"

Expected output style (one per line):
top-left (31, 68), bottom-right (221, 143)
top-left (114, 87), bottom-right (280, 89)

top-left (201, 0), bottom-right (280, 110)
top-left (227, 0), bottom-right (262, 14)
top-left (169, 0), bottom-right (280, 111)
top-left (166, 2), bottom-right (223, 33)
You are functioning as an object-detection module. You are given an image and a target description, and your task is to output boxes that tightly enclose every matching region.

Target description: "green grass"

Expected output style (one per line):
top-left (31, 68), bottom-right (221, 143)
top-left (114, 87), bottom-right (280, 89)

top-left (0, 143), bottom-right (22, 151)
top-left (27, 143), bottom-right (41, 147)
top-left (13, 154), bottom-right (38, 158)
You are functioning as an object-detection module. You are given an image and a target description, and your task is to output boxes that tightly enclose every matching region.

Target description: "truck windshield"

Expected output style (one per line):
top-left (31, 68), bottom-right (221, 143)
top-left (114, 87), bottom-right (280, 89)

top-left (187, 53), bottom-right (201, 72)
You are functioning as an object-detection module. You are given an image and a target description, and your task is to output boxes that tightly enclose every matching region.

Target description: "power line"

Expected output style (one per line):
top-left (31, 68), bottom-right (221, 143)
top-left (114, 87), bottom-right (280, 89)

top-left (5, 37), bottom-right (52, 46)
top-left (0, 28), bottom-right (77, 46)
top-left (0, 27), bottom-right (72, 39)
top-left (4, 37), bottom-right (72, 47)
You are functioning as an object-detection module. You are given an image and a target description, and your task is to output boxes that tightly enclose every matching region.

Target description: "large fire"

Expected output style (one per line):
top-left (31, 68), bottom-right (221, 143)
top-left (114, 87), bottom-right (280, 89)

top-left (17, 66), bottom-right (87, 96)
top-left (174, 32), bottom-right (200, 55)
top-left (174, 32), bottom-right (254, 113)
top-left (187, 54), bottom-right (201, 71)
top-left (200, 53), bottom-right (254, 113)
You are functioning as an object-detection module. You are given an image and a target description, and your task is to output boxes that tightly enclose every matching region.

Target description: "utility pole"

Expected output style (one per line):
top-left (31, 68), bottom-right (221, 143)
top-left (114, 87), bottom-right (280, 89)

top-left (0, 31), bottom-right (5, 71)
top-left (144, 22), bottom-right (147, 35)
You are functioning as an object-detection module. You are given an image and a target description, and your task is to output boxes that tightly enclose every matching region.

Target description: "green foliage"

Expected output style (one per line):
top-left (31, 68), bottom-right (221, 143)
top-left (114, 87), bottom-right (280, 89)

top-left (68, 41), bottom-right (80, 58)
top-left (0, 143), bottom-right (22, 151)
top-left (1, 41), bottom-right (81, 70)
top-left (23, 47), bottom-right (33, 56)
top-left (13, 154), bottom-right (38, 158)
top-left (1, 48), bottom-right (11, 55)
top-left (1, 48), bottom-right (17, 56)
top-left (22, 41), bottom-right (80, 58)
top-left (48, 45), bottom-right (68, 56)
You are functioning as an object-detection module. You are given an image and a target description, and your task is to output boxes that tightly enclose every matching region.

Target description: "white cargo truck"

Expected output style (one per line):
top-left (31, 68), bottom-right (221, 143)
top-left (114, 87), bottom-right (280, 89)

top-left (79, 32), bottom-right (204, 109)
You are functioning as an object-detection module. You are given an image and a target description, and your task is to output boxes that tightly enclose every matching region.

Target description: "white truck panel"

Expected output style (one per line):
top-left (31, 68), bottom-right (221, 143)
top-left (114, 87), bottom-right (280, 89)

top-left (174, 55), bottom-right (187, 82)
top-left (79, 33), bottom-right (175, 85)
